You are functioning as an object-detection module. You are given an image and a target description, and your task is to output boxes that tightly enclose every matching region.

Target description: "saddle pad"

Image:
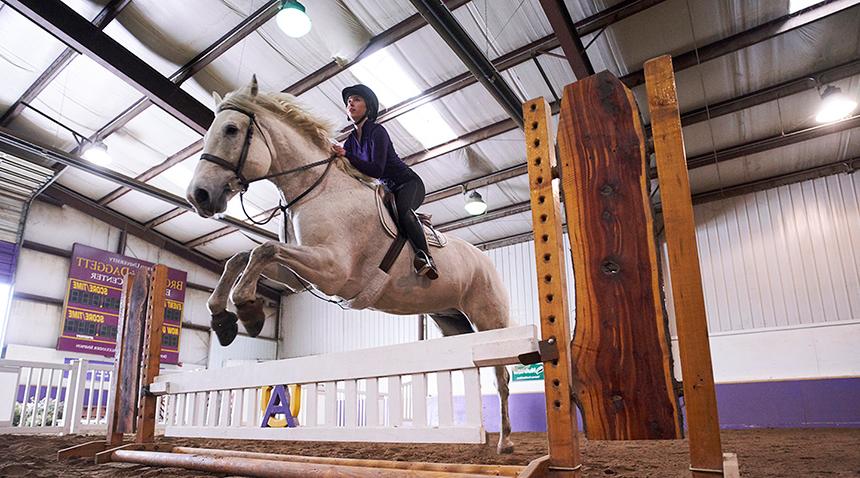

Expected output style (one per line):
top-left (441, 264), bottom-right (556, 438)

top-left (375, 186), bottom-right (447, 248)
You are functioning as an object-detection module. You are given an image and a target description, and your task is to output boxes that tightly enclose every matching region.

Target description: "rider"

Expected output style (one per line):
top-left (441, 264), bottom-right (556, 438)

top-left (331, 84), bottom-right (439, 280)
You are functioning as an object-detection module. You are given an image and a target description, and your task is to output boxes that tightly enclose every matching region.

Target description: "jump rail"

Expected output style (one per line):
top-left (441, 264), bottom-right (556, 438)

top-left (150, 325), bottom-right (540, 444)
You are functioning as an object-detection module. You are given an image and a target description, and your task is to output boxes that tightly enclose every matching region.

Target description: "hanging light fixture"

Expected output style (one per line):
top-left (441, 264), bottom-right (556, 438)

top-left (81, 140), bottom-right (112, 166)
top-left (464, 190), bottom-right (487, 216)
top-left (815, 85), bottom-right (857, 123)
top-left (276, 0), bottom-right (312, 38)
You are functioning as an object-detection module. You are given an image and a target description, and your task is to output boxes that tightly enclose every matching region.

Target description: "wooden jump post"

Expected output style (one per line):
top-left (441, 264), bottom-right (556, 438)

top-left (57, 55), bottom-right (738, 478)
top-left (524, 56), bottom-right (739, 476)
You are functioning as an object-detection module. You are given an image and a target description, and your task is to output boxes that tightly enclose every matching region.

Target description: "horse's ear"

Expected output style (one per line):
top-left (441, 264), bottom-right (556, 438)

top-left (211, 91), bottom-right (223, 107)
top-left (250, 74), bottom-right (259, 97)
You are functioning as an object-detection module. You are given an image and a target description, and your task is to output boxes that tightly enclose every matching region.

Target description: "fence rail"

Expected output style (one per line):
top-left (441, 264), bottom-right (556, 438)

top-left (0, 359), bottom-right (114, 435)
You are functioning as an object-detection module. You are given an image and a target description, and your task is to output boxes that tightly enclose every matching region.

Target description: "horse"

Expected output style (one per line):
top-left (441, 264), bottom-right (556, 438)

top-left (186, 77), bottom-right (515, 453)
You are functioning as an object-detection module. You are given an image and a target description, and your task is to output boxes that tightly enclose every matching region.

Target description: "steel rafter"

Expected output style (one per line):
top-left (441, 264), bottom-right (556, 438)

top-left (0, 0), bottom-right (132, 127)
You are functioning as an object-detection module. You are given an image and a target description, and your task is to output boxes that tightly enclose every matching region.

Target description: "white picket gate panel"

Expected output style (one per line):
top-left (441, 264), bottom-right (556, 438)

top-left (0, 359), bottom-right (116, 435)
top-left (149, 325), bottom-right (539, 444)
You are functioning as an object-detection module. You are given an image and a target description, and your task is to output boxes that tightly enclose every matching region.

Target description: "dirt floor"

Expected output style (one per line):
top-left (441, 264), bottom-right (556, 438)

top-left (1, 429), bottom-right (858, 477)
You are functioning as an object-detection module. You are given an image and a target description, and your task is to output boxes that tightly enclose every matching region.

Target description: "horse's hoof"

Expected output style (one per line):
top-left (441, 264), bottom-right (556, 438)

top-left (497, 440), bottom-right (515, 455)
top-left (236, 300), bottom-right (265, 337)
top-left (211, 310), bottom-right (239, 346)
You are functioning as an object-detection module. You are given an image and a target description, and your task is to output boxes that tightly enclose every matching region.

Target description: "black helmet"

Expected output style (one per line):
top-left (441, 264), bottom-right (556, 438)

top-left (342, 84), bottom-right (379, 123)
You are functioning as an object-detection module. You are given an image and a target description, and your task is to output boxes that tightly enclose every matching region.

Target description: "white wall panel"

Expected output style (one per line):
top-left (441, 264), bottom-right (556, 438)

top-left (14, 249), bottom-right (69, 300)
top-left (691, 173), bottom-right (859, 332)
top-left (5, 299), bottom-right (62, 348)
top-left (280, 293), bottom-right (419, 358)
top-left (23, 202), bottom-right (118, 252)
top-left (179, 328), bottom-right (211, 368)
top-left (208, 334), bottom-right (277, 369)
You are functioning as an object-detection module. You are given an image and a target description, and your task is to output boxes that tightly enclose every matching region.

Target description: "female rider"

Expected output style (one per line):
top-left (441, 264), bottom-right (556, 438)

top-left (331, 84), bottom-right (438, 280)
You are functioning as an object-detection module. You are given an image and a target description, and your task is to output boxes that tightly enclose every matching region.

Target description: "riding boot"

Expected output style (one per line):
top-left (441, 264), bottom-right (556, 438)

top-left (413, 249), bottom-right (439, 280)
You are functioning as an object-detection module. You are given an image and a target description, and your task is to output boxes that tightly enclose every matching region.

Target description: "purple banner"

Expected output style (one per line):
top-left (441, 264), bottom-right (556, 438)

top-left (56, 243), bottom-right (187, 364)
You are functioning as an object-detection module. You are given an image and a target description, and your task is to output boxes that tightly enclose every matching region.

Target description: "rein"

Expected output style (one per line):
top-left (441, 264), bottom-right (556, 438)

top-left (199, 105), bottom-right (337, 225)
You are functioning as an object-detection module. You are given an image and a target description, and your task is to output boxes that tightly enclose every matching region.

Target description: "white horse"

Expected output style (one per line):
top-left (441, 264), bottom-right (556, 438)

top-left (186, 78), bottom-right (515, 453)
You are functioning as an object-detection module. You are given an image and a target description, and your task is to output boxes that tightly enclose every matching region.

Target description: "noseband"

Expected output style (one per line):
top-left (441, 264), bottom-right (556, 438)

top-left (198, 105), bottom-right (336, 225)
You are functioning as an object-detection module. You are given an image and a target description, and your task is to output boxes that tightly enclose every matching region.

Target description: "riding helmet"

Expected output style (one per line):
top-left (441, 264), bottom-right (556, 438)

top-left (342, 84), bottom-right (379, 123)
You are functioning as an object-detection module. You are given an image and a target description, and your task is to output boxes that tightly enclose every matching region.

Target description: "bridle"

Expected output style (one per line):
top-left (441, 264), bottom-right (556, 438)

top-left (198, 105), bottom-right (336, 225)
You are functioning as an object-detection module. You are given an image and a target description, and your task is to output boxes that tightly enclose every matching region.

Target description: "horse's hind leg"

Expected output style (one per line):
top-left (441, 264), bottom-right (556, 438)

top-left (460, 274), bottom-right (514, 454)
top-left (208, 250), bottom-right (250, 346)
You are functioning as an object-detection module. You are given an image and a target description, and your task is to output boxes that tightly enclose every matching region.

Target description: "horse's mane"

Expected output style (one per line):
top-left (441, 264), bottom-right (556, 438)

top-left (219, 86), bottom-right (378, 186)
top-left (219, 87), bottom-right (333, 151)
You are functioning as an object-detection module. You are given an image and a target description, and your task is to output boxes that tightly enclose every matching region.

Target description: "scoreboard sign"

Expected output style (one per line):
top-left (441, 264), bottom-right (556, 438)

top-left (56, 243), bottom-right (187, 364)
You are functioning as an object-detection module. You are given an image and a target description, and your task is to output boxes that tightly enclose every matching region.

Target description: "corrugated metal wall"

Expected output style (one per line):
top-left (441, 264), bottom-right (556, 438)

top-left (685, 172), bottom-right (859, 333)
top-left (282, 172), bottom-right (859, 376)
top-left (280, 294), bottom-right (420, 358)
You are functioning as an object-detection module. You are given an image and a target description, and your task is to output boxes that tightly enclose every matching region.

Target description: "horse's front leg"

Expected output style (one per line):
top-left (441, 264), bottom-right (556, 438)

top-left (208, 250), bottom-right (250, 346)
top-left (230, 240), bottom-right (344, 336)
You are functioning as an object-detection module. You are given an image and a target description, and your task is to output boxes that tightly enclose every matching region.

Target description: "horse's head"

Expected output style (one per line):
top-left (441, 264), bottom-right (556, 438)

top-left (187, 76), bottom-right (334, 218)
top-left (187, 77), bottom-right (273, 217)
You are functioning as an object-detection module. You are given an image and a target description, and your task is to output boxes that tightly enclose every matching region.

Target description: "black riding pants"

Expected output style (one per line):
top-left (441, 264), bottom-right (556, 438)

top-left (390, 172), bottom-right (429, 255)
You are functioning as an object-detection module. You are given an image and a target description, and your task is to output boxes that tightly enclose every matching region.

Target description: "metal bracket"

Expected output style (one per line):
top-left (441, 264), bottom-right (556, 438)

top-left (517, 337), bottom-right (560, 365)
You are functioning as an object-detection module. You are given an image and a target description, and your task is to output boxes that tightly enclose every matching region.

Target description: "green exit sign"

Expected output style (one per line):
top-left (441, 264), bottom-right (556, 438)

top-left (512, 363), bottom-right (544, 381)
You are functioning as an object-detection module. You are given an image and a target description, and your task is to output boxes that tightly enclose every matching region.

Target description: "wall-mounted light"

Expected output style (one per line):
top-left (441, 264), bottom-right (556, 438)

top-left (464, 190), bottom-right (487, 216)
top-left (277, 0), bottom-right (312, 38)
top-left (816, 85), bottom-right (857, 123)
top-left (81, 140), bottom-right (112, 166)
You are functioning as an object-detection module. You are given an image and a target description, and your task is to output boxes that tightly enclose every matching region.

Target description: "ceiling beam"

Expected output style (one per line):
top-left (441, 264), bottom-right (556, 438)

top-left (336, 0), bottom-right (667, 140)
top-left (384, 1), bottom-right (858, 171)
top-left (97, 0), bottom-right (471, 224)
top-left (422, 58), bottom-right (860, 207)
top-left (425, 163), bottom-right (529, 203)
top-left (5, 0), bottom-right (214, 134)
top-left (437, 201), bottom-right (530, 232)
top-left (477, 156), bottom-right (860, 251)
top-left (689, 156), bottom-right (860, 205)
top-left (87, 2), bottom-right (281, 204)
top-left (98, 139), bottom-right (203, 205)
top-left (537, 0), bottom-right (594, 79)
top-left (0, 127), bottom-right (278, 241)
top-left (409, 0), bottom-right (524, 128)
top-left (440, 113), bottom-right (860, 234)
top-left (94, 0), bottom-right (662, 241)
top-left (284, 0), bottom-right (472, 96)
top-left (672, 58), bottom-right (860, 129)
top-left (683, 114), bottom-right (860, 171)
top-left (620, 0), bottom-right (860, 88)
top-left (0, 0), bottom-right (132, 127)
top-left (91, 1), bottom-right (281, 141)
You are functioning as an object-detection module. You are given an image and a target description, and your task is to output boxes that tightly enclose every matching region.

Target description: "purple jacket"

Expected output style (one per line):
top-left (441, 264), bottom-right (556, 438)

top-left (344, 120), bottom-right (411, 189)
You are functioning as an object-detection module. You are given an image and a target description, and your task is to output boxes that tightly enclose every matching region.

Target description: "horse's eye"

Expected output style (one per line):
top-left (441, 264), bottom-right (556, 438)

top-left (225, 124), bottom-right (239, 136)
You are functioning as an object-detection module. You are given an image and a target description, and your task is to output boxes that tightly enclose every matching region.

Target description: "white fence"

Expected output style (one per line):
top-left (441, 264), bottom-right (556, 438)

top-left (151, 325), bottom-right (539, 444)
top-left (0, 359), bottom-right (114, 435)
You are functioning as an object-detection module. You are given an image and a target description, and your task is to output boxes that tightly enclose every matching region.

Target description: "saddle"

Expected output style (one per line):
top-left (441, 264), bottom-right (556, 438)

top-left (375, 186), bottom-right (447, 248)
top-left (374, 185), bottom-right (446, 274)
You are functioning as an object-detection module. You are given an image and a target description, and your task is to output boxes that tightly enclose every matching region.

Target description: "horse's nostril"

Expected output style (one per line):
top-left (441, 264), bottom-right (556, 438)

top-left (193, 188), bottom-right (210, 206)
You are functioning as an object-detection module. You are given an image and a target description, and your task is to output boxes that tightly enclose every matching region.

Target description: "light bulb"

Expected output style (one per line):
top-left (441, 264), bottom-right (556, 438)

top-left (276, 1), bottom-right (312, 38)
top-left (815, 86), bottom-right (857, 123)
top-left (464, 191), bottom-right (487, 216)
top-left (82, 141), bottom-right (111, 166)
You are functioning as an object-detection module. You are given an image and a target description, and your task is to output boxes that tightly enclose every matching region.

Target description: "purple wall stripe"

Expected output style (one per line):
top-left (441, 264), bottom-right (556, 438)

top-left (0, 239), bottom-right (17, 283)
top-left (478, 377), bottom-right (860, 433)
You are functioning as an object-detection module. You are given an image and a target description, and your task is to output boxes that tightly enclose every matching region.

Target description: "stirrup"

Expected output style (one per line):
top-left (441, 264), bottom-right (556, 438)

top-left (413, 251), bottom-right (439, 280)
